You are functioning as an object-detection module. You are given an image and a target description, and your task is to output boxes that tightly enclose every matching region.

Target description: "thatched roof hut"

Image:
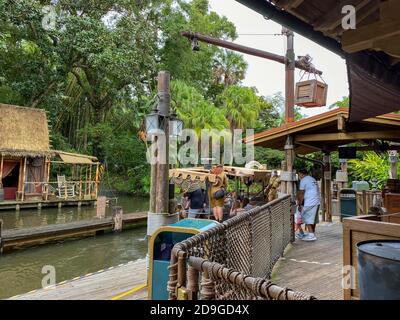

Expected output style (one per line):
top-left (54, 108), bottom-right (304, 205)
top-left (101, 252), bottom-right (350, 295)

top-left (0, 103), bottom-right (53, 157)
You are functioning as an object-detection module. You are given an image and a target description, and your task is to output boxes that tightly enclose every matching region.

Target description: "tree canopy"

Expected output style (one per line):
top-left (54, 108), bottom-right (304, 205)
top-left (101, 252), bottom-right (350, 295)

top-left (0, 0), bottom-right (284, 194)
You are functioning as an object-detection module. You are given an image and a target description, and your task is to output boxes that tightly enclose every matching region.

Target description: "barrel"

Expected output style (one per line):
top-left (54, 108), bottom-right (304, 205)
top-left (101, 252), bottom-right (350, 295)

top-left (357, 240), bottom-right (400, 300)
top-left (0, 188), bottom-right (4, 202)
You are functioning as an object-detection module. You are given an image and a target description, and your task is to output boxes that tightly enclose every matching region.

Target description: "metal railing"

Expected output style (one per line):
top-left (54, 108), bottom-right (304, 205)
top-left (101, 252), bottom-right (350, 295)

top-left (168, 195), bottom-right (314, 300)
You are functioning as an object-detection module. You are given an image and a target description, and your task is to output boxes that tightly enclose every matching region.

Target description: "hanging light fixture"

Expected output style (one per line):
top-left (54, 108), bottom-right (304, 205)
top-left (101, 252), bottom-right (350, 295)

top-left (145, 107), bottom-right (162, 136)
top-left (169, 111), bottom-right (184, 138)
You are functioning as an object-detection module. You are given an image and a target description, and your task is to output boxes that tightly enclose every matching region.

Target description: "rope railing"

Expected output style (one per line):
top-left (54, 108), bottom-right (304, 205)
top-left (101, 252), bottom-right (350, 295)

top-left (168, 195), bottom-right (312, 300)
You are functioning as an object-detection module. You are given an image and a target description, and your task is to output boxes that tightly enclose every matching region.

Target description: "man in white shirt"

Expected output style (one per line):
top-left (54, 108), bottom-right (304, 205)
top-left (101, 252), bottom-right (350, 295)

top-left (296, 169), bottom-right (321, 241)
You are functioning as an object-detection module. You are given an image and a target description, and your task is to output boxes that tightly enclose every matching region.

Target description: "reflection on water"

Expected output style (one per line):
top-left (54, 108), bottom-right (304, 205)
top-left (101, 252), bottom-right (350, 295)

top-left (0, 195), bottom-right (149, 299)
top-left (0, 196), bottom-right (149, 230)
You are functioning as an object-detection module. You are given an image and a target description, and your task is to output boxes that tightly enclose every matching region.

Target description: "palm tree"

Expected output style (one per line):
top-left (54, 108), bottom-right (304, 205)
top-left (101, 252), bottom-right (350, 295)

top-left (219, 85), bottom-right (261, 131)
top-left (213, 50), bottom-right (248, 87)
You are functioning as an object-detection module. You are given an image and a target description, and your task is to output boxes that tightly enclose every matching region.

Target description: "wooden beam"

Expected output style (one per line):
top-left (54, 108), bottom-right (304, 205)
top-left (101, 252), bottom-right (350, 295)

top-left (328, 0), bottom-right (380, 36)
top-left (295, 141), bottom-right (322, 152)
top-left (277, 0), bottom-right (305, 9)
top-left (337, 114), bottom-right (346, 132)
top-left (342, 19), bottom-right (400, 53)
top-left (314, 0), bottom-right (370, 32)
top-left (295, 130), bottom-right (400, 142)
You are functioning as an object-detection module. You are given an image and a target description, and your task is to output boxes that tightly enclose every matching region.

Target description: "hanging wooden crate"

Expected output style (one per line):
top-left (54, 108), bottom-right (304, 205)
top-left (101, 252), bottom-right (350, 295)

top-left (295, 79), bottom-right (328, 108)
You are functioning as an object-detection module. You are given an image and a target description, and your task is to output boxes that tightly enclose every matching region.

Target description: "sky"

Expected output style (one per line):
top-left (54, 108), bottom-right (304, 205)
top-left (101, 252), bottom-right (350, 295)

top-left (208, 0), bottom-right (349, 117)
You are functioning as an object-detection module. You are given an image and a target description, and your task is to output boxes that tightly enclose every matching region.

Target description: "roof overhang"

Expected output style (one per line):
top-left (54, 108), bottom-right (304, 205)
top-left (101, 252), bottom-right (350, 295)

top-left (235, 0), bottom-right (400, 121)
top-left (53, 151), bottom-right (98, 165)
top-left (247, 107), bottom-right (400, 154)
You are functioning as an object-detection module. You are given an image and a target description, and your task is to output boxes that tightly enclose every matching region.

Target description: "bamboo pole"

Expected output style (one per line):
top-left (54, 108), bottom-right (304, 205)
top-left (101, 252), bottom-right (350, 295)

top-left (21, 157), bottom-right (27, 202)
top-left (95, 163), bottom-right (99, 198)
top-left (79, 165), bottom-right (82, 199)
top-left (88, 164), bottom-right (92, 197)
top-left (85, 166), bottom-right (88, 197)
top-left (45, 157), bottom-right (51, 201)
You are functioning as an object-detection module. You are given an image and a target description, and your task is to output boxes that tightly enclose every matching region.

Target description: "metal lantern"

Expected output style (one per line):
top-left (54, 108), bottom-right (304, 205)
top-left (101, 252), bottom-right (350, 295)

top-left (145, 109), bottom-right (161, 136)
top-left (169, 112), bottom-right (184, 138)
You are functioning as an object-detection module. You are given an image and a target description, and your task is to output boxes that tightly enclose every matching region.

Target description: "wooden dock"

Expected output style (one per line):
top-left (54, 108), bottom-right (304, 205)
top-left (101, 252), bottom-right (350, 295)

top-left (1, 212), bottom-right (147, 252)
top-left (9, 259), bottom-right (148, 300)
top-left (0, 199), bottom-right (95, 211)
top-left (271, 220), bottom-right (343, 300)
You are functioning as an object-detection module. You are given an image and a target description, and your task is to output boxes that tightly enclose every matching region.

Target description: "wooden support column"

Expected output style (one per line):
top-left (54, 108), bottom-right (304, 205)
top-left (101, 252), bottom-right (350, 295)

top-left (45, 157), bottom-right (51, 201)
top-left (20, 157), bottom-right (27, 202)
top-left (88, 164), bottom-right (92, 198)
top-left (112, 206), bottom-right (123, 232)
top-left (155, 71), bottom-right (170, 215)
top-left (323, 154), bottom-right (332, 223)
top-left (284, 136), bottom-right (296, 200)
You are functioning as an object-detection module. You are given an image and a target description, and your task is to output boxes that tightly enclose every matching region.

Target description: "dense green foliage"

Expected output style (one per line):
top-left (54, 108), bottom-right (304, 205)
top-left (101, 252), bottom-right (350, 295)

top-left (348, 152), bottom-right (400, 188)
top-left (0, 0), bottom-right (285, 194)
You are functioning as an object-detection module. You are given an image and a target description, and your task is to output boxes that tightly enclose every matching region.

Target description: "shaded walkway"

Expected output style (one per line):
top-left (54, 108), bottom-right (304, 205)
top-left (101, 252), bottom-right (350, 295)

top-left (271, 221), bottom-right (343, 300)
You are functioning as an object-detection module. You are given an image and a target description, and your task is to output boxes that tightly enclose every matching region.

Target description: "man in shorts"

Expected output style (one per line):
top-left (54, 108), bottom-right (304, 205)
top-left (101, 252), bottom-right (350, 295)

top-left (296, 168), bottom-right (320, 241)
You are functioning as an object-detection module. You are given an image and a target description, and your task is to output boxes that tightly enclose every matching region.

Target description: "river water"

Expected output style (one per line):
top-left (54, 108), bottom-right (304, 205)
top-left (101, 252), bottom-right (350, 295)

top-left (0, 196), bottom-right (149, 299)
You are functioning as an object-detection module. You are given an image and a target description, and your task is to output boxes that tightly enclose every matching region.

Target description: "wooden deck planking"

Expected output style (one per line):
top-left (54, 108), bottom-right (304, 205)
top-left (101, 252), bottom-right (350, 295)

top-left (10, 259), bottom-right (148, 300)
top-left (271, 221), bottom-right (343, 300)
top-left (1, 212), bottom-right (147, 252)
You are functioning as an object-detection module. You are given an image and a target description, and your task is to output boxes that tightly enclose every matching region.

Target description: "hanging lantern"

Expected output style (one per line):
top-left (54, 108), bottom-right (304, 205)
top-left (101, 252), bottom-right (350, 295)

top-left (295, 79), bottom-right (328, 108)
top-left (169, 112), bottom-right (184, 138)
top-left (145, 109), bottom-right (161, 136)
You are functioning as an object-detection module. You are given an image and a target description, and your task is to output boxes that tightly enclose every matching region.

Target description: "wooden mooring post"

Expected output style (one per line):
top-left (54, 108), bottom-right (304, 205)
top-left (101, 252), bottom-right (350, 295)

top-left (112, 207), bottom-right (123, 232)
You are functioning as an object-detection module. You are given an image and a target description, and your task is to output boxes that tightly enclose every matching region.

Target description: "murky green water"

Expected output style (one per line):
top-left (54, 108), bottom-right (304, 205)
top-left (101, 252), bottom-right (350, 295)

top-left (0, 195), bottom-right (149, 299)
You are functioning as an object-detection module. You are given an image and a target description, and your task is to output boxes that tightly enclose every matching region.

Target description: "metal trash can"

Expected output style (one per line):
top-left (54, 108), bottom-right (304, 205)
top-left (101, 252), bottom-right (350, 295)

top-left (357, 240), bottom-right (400, 300)
top-left (339, 188), bottom-right (357, 220)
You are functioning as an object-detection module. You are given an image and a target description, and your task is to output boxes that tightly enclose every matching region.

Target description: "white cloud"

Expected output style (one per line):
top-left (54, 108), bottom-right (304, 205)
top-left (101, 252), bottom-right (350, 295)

top-left (209, 0), bottom-right (349, 117)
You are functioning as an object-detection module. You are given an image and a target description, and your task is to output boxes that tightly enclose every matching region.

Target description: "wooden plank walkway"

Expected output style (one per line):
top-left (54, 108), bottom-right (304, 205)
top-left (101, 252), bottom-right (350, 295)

top-left (271, 220), bottom-right (343, 300)
top-left (9, 259), bottom-right (148, 300)
top-left (1, 212), bottom-right (147, 252)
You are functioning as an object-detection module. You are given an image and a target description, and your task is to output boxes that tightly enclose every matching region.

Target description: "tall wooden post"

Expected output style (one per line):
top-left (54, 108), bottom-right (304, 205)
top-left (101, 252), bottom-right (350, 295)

top-left (147, 71), bottom-right (178, 240)
top-left (283, 28), bottom-right (295, 124)
top-left (155, 71), bottom-right (170, 215)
